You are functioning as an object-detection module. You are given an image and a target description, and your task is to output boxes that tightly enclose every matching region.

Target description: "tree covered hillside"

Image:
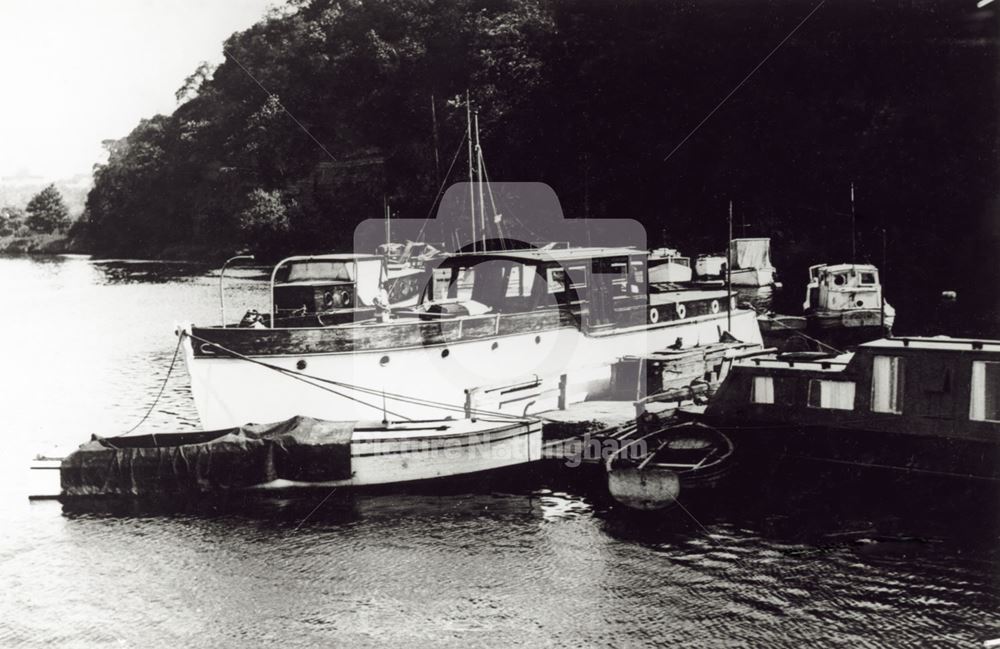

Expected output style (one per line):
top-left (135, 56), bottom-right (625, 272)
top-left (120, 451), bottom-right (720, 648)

top-left (78, 0), bottom-right (998, 326)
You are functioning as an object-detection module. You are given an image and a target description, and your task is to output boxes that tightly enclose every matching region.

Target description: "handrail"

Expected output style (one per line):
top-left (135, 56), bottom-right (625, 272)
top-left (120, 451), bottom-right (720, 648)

top-left (219, 254), bottom-right (254, 327)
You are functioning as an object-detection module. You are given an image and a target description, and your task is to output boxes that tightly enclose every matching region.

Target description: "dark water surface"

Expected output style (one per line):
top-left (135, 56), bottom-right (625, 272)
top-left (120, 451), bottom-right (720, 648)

top-left (1, 256), bottom-right (997, 648)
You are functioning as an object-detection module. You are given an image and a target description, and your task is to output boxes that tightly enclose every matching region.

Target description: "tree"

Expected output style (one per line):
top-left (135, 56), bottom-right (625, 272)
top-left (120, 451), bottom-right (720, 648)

top-left (0, 206), bottom-right (25, 237)
top-left (25, 185), bottom-right (71, 234)
top-left (238, 188), bottom-right (294, 255)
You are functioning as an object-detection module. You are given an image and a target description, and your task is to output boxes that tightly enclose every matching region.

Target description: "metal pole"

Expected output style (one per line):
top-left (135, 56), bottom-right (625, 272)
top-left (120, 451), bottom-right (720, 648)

top-left (384, 197), bottom-right (391, 252)
top-left (881, 226), bottom-right (887, 333)
top-left (219, 254), bottom-right (255, 327)
top-left (430, 93), bottom-right (441, 186)
top-left (850, 182), bottom-right (856, 264)
top-left (727, 200), bottom-right (733, 331)
top-left (466, 91), bottom-right (476, 252)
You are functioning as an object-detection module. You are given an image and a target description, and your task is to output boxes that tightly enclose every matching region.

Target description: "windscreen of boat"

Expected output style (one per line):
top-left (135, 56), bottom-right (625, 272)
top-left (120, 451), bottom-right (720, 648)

top-left (280, 261), bottom-right (353, 283)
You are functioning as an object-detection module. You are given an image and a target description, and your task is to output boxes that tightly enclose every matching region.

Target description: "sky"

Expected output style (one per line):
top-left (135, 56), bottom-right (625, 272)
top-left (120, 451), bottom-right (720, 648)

top-left (0, 0), bottom-right (276, 181)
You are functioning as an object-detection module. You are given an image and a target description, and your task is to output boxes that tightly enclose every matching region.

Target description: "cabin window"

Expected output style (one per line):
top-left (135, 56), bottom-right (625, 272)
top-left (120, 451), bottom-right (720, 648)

top-left (546, 267), bottom-right (566, 294)
top-left (567, 265), bottom-right (587, 290)
top-left (808, 380), bottom-right (856, 410)
top-left (860, 272), bottom-right (877, 285)
top-left (504, 263), bottom-right (536, 298)
top-left (751, 376), bottom-right (774, 404)
top-left (871, 355), bottom-right (904, 414)
top-left (970, 361), bottom-right (1000, 422)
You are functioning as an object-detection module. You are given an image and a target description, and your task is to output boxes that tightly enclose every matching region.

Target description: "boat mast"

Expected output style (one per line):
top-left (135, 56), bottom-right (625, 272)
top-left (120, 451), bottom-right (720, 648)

top-left (466, 91), bottom-right (477, 252)
top-left (384, 196), bottom-right (390, 252)
top-left (881, 226), bottom-right (887, 332)
top-left (475, 110), bottom-right (486, 251)
top-left (727, 200), bottom-right (733, 331)
top-left (850, 182), bottom-right (857, 264)
top-left (430, 93), bottom-right (441, 186)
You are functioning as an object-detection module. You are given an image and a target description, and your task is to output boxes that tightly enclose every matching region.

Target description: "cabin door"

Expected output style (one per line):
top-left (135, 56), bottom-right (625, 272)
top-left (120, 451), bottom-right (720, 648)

top-left (586, 256), bottom-right (646, 331)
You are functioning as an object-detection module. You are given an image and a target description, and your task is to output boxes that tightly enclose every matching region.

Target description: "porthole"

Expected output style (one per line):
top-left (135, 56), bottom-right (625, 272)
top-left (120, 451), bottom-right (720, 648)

top-left (296, 359), bottom-right (307, 370)
top-left (441, 348), bottom-right (450, 358)
top-left (379, 355), bottom-right (390, 366)
top-left (535, 335), bottom-right (542, 344)
top-left (491, 342), bottom-right (499, 350)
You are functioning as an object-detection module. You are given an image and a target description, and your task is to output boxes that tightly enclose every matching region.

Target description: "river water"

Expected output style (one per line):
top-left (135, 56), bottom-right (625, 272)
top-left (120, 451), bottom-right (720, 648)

top-left (0, 255), bottom-right (996, 648)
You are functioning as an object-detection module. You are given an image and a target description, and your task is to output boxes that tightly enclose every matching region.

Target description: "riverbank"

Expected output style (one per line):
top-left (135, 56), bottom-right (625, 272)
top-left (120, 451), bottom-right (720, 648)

top-left (0, 233), bottom-right (79, 255)
top-left (0, 234), bottom-right (242, 263)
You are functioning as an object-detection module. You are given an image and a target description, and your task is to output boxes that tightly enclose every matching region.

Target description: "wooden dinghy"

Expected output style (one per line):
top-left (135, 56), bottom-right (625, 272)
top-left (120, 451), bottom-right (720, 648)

top-left (605, 421), bottom-right (734, 510)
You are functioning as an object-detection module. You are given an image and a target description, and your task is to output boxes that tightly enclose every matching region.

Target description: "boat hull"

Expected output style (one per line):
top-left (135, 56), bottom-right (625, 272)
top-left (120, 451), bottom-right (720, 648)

top-left (648, 260), bottom-right (693, 284)
top-left (183, 310), bottom-right (763, 430)
top-left (717, 419), bottom-right (1000, 483)
top-left (808, 309), bottom-right (895, 331)
top-left (284, 419), bottom-right (543, 487)
top-left (729, 267), bottom-right (775, 287)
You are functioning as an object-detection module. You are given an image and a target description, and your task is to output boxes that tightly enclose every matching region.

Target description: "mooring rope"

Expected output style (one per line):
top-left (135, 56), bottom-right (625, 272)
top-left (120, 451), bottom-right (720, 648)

top-left (119, 334), bottom-right (184, 441)
top-left (753, 307), bottom-right (843, 355)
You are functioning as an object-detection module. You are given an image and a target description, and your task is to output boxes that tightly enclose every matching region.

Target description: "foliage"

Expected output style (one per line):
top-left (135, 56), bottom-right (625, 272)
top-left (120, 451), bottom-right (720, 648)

top-left (25, 185), bottom-right (70, 234)
top-left (0, 206), bottom-right (25, 237)
top-left (77, 0), bottom-right (996, 314)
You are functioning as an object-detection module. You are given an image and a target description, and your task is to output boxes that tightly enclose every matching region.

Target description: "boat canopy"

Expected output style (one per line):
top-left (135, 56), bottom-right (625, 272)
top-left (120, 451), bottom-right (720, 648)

top-left (729, 238), bottom-right (772, 271)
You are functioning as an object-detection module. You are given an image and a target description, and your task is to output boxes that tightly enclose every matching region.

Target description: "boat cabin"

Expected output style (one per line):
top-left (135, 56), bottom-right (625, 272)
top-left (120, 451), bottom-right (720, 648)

top-left (416, 247), bottom-right (650, 332)
top-left (707, 337), bottom-right (1000, 444)
top-left (805, 263), bottom-right (883, 313)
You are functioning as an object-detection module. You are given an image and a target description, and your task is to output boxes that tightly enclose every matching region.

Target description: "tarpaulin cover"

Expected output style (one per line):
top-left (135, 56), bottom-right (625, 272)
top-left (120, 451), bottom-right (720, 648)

top-left (60, 416), bottom-right (354, 497)
top-left (729, 238), bottom-right (772, 270)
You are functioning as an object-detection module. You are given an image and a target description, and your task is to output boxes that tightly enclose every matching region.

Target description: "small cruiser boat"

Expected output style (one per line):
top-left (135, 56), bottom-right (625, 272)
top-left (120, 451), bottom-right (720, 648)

top-left (728, 238), bottom-right (776, 287)
top-left (59, 415), bottom-right (542, 497)
top-left (703, 336), bottom-right (1000, 482)
top-left (804, 263), bottom-right (895, 337)
top-left (606, 421), bottom-right (734, 510)
top-left (648, 247), bottom-right (693, 284)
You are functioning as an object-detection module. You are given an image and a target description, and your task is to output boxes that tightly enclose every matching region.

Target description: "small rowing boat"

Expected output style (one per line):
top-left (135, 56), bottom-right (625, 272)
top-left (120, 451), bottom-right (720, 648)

top-left (605, 421), bottom-right (734, 510)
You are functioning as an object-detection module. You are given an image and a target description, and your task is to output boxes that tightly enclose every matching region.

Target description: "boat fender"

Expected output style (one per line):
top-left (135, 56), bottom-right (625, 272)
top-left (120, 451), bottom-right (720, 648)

top-left (675, 303), bottom-right (686, 319)
top-left (710, 299), bottom-right (720, 314)
top-left (649, 307), bottom-right (660, 323)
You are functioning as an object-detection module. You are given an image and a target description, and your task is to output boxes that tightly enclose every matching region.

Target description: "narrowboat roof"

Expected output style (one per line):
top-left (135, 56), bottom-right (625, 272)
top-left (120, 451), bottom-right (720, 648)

top-left (859, 337), bottom-right (1000, 352)
top-left (445, 246), bottom-right (642, 263)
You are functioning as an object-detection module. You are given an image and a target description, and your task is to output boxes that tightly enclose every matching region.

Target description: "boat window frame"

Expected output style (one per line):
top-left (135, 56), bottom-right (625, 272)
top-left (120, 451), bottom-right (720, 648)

top-left (970, 360), bottom-right (1000, 423)
top-left (807, 379), bottom-right (856, 410)
top-left (871, 355), bottom-right (904, 414)
top-left (751, 376), bottom-right (775, 404)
